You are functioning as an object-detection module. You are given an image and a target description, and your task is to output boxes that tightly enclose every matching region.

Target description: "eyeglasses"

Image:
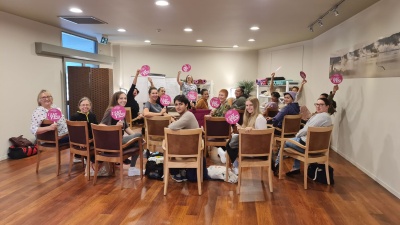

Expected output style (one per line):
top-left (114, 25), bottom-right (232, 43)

top-left (40, 96), bottom-right (52, 100)
top-left (314, 103), bottom-right (326, 106)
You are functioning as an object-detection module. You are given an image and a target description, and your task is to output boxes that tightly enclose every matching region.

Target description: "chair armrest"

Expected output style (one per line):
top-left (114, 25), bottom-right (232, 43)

top-left (88, 139), bottom-right (93, 144)
top-left (267, 124), bottom-right (273, 128)
top-left (282, 138), bottom-right (306, 150)
top-left (122, 136), bottom-right (142, 149)
top-left (162, 139), bottom-right (166, 151)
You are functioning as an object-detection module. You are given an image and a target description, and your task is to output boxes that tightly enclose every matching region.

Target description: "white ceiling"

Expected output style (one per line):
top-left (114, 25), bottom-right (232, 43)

top-left (0, 0), bottom-right (380, 50)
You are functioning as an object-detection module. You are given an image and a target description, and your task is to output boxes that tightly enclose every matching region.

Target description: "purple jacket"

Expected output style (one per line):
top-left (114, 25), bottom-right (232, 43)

top-left (272, 103), bottom-right (300, 128)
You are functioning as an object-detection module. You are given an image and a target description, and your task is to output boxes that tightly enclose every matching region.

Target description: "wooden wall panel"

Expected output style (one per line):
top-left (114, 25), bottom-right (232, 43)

top-left (67, 67), bottom-right (90, 118)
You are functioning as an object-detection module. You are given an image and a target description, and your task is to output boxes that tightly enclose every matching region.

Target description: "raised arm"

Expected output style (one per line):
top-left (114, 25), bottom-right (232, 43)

top-left (269, 72), bottom-right (275, 94)
top-left (133, 69), bottom-right (140, 85)
top-left (298, 79), bottom-right (307, 93)
top-left (176, 71), bottom-right (183, 87)
top-left (148, 77), bottom-right (155, 88)
top-left (329, 84), bottom-right (339, 100)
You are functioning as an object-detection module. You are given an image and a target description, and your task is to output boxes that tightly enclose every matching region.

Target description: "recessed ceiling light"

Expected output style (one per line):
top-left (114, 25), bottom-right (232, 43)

top-left (118, 28), bottom-right (126, 32)
top-left (184, 28), bottom-right (193, 32)
top-left (69, 8), bottom-right (83, 13)
top-left (233, 45), bottom-right (239, 48)
top-left (196, 39), bottom-right (203, 43)
top-left (250, 26), bottom-right (259, 31)
top-left (155, 0), bottom-right (169, 6)
top-left (144, 40), bottom-right (151, 43)
top-left (248, 39), bottom-right (255, 42)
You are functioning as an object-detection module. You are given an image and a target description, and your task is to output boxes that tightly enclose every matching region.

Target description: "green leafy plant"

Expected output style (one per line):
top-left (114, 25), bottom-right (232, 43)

top-left (237, 80), bottom-right (256, 96)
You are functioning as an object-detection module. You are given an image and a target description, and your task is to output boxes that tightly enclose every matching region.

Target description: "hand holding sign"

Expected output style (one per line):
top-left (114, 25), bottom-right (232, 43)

top-left (140, 65), bottom-right (150, 76)
top-left (330, 74), bottom-right (343, 84)
top-left (210, 97), bottom-right (221, 108)
top-left (182, 64), bottom-right (191, 72)
top-left (225, 109), bottom-right (240, 125)
top-left (47, 108), bottom-right (62, 122)
top-left (187, 91), bottom-right (198, 101)
top-left (160, 95), bottom-right (172, 106)
top-left (111, 106), bottom-right (126, 120)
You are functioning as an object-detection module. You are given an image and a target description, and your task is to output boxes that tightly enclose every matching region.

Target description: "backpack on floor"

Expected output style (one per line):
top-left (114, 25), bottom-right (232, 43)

top-left (307, 163), bottom-right (335, 185)
top-left (145, 152), bottom-right (164, 180)
top-left (8, 145), bottom-right (38, 159)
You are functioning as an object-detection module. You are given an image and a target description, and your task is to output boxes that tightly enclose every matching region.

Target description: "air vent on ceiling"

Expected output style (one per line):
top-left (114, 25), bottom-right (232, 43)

top-left (59, 16), bottom-right (107, 24)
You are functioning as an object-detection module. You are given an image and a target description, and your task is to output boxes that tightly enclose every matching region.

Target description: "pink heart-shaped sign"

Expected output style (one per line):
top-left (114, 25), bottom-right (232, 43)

top-left (160, 95), bottom-right (172, 106)
top-left (330, 74), bottom-right (343, 84)
top-left (111, 106), bottom-right (126, 120)
top-left (140, 65), bottom-right (150, 76)
top-left (47, 108), bottom-right (62, 122)
top-left (210, 97), bottom-right (221, 108)
top-left (203, 79), bottom-right (207, 84)
top-left (300, 71), bottom-right (307, 79)
top-left (225, 109), bottom-right (240, 125)
top-left (194, 80), bottom-right (199, 84)
top-left (182, 64), bottom-right (192, 72)
top-left (187, 91), bottom-right (198, 101)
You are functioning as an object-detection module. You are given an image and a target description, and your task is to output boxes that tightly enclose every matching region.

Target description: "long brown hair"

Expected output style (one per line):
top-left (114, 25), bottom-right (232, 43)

top-left (242, 97), bottom-right (261, 128)
top-left (107, 91), bottom-right (126, 108)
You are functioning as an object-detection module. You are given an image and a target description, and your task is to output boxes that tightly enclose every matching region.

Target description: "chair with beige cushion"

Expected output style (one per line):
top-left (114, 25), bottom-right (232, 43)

top-left (278, 126), bottom-right (333, 189)
top-left (204, 116), bottom-right (231, 156)
top-left (145, 116), bottom-right (172, 152)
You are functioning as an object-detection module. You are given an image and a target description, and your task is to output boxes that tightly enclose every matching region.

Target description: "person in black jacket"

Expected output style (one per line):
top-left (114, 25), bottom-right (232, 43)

top-left (126, 69), bottom-right (144, 124)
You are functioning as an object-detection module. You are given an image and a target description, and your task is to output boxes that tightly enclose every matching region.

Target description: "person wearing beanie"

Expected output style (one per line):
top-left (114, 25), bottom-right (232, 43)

top-left (266, 91), bottom-right (300, 135)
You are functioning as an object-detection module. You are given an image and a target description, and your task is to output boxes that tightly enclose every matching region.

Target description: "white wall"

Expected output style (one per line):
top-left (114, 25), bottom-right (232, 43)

top-left (258, 0), bottom-right (400, 198)
top-left (0, 12), bottom-right (63, 160)
top-left (113, 45), bottom-right (258, 98)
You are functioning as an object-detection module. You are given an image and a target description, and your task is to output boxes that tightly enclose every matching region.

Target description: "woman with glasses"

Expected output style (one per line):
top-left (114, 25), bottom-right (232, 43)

top-left (30, 89), bottom-right (69, 143)
top-left (273, 98), bottom-right (332, 176)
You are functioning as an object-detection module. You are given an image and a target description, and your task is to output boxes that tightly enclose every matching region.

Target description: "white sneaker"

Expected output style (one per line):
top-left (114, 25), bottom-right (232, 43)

top-left (73, 157), bottom-right (82, 163)
top-left (128, 167), bottom-right (140, 176)
top-left (217, 147), bottom-right (226, 164)
top-left (232, 167), bottom-right (239, 175)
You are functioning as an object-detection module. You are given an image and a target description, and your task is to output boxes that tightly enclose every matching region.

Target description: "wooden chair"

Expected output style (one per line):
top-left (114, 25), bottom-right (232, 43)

top-left (264, 107), bottom-right (279, 118)
top-left (36, 120), bottom-right (70, 176)
top-left (236, 128), bottom-right (275, 194)
top-left (189, 109), bottom-right (211, 128)
top-left (125, 107), bottom-right (133, 129)
top-left (145, 116), bottom-right (172, 152)
top-left (278, 126), bottom-right (333, 189)
top-left (66, 120), bottom-right (93, 180)
top-left (204, 116), bottom-right (231, 156)
top-left (162, 128), bottom-right (204, 195)
top-left (271, 114), bottom-right (302, 149)
top-left (91, 124), bottom-right (144, 189)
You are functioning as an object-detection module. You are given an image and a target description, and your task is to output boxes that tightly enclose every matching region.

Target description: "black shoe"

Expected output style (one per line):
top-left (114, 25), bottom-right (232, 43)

top-left (273, 163), bottom-right (279, 176)
top-left (286, 169), bottom-right (300, 176)
top-left (123, 159), bottom-right (131, 165)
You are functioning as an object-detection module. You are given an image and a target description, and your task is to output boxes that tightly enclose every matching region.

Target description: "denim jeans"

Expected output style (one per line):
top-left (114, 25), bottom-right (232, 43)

top-left (123, 133), bottom-right (142, 167)
top-left (275, 137), bottom-right (305, 170)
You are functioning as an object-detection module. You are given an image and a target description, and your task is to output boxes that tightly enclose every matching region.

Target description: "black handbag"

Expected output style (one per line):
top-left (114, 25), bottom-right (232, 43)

top-left (307, 163), bottom-right (335, 185)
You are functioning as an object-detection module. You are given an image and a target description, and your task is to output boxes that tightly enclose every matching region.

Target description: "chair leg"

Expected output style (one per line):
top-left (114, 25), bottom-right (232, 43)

top-left (304, 163), bottom-right (308, 189)
top-left (197, 162), bottom-right (202, 195)
top-left (163, 163), bottom-right (169, 195)
top-left (325, 162), bottom-right (331, 185)
top-left (278, 149), bottom-right (284, 179)
top-left (200, 154), bottom-right (204, 183)
top-left (68, 153), bottom-right (74, 177)
top-left (139, 151), bottom-right (144, 179)
top-left (225, 152), bottom-right (230, 182)
top-left (120, 160), bottom-right (124, 190)
top-left (86, 158), bottom-right (91, 181)
top-left (56, 149), bottom-right (61, 176)
top-left (269, 164), bottom-right (273, 192)
top-left (93, 160), bottom-right (99, 185)
top-left (36, 150), bottom-right (41, 173)
top-left (237, 166), bottom-right (242, 195)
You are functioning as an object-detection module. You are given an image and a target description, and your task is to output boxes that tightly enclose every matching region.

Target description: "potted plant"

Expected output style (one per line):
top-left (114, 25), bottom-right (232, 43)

top-left (237, 80), bottom-right (255, 97)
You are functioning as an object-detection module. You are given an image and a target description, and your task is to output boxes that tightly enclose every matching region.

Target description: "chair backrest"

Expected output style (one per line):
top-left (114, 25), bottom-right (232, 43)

top-left (164, 128), bottom-right (203, 157)
top-left (239, 128), bottom-right (274, 156)
top-left (204, 117), bottom-right (231, 137)
top-left (36, 120), bottom-right (57, 143)
top-left (91, 124), bottom-right (122, 153)
top-left (280, 114), bottom-right (302, 137)
top-left (67, 120), bottom-right (89, 146)
top-left (189, 109), bottom-right (211, 128)
top-left (236, 109), bottom-right (245, 125)
top-left (145, 116), bottom-right (171, 137)
top-left (266, 108), bottom-right (279, 117)
top-left (306, 126), bottom-right (333, 154)
top-left (125, 107), bottom-right (132, 128)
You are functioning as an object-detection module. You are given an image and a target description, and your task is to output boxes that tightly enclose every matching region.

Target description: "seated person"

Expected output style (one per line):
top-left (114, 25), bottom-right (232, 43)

top-left (210, 89), bottom-right (232, 117)
top-left (219, 97), bottom-right (267, 175)
top-left (167, 95), bottom-right (199, 182)
top-left (266, 91), bottom-right (300, 135)
top-left (143, 87), bottom-right (167, 117)
top-left (196, 89), bottom-right (209, 109)
top-left (70, 97), bottom-right (98, 139)
top-left (100, 91), bottom-right (143, 176)
top-left (273, 98), bottom-right (332, 176)
top-left (262, 91), bottom-right (280, 117)
top-left (232, 86), bottom-right (247, 110)
top-left (30, 89), bottom-right (69, 144)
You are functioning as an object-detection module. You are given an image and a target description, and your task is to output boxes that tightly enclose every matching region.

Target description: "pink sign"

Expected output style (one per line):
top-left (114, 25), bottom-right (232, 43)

top-left (330, 74), bottom-right (343, 84)
top-left (210, 97), bottom-right (221, 108)
top-left (47, 108), bottom-right (62, 122)
top-left (182, 64), bottom-right (191, 72)
top-left (203, 79), bottom-right (207, 84)
top-left (160, 95), bottom-right (171, 106)
top-left (187, 91), bottom-right (198, 101)
top-left (111, 106), bottom-right (126, 120)
top-left (300, 71), bottom-right (307, 79)
top-left (194, 80), bottom-right (199, 84)
top-left (225, 109), bottom-right (240, 125)
top-left (140, 65), bottom-right (150, 76)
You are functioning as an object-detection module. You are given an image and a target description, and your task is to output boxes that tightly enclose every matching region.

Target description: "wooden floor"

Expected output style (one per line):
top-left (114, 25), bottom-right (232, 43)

top-left (0, 149), bottom-right (399, 225)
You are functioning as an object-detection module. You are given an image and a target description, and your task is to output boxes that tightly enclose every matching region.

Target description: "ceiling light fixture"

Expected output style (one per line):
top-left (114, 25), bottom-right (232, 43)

top-left (233, 45), bottom-right (239, 48)
top-left (307, 0), bottom-right (345, 32)
top-left (144, 40), bottom-right (151, 43)
top-left (155, 0), bottom-right (169, 6)
top-left (69, 8), bottom-right (83, 13)
top-left (196, 39), bottom-right (203, 43)
top-left (117, 28), bottom-right (126, 32)
top-left (248, 39), bottom-right (255, 42)
top-left (250, 26), bottom-right (260, 31)
top-left (184, 28), bottom-right (193, 32)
